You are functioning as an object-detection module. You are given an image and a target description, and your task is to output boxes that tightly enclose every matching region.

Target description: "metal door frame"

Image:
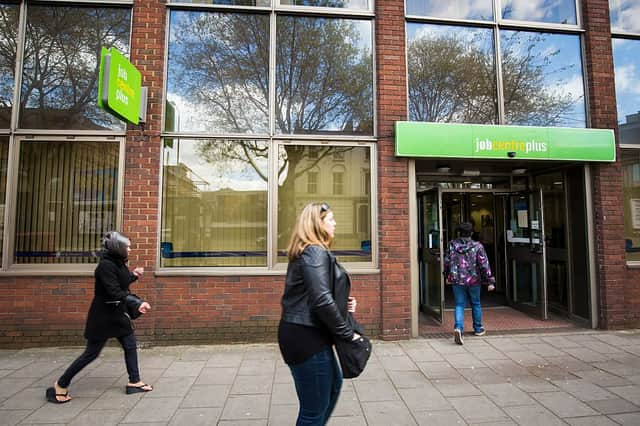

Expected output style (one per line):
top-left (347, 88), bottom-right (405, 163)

top-left (417, 188), bottom-right (444, 323)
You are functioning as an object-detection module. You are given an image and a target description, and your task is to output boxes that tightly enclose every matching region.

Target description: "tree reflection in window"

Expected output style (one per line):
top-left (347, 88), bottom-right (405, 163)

top-left (0, 4), bottom-right (18, 128)
top-left (19, 5), bottom-right (131, 130)
top-left (407, 24), bottom-right (497, 124)
top-left (166, 11), bottom-right (373, 136)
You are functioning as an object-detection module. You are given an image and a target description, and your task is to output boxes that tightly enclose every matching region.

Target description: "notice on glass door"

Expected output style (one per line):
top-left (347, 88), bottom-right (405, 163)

top-left (517, 210), bottom-right (529, 228)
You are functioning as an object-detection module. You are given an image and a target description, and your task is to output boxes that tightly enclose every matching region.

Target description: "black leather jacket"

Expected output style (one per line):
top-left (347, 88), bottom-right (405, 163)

top-left (281, 245), bottom-right (354, 342)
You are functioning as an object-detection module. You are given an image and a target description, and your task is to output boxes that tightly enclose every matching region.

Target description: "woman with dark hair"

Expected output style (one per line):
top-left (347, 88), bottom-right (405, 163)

top-left (46, 231), bottom-right (152, 404)
top-left (278, 202), bottom-right (359, 425)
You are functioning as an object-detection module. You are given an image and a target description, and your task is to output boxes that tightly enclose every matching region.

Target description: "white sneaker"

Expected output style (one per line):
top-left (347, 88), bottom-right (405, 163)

top-left (454, 329), bottom-right (464, 345)
top-left (474, 328), bottom-right (486, 336)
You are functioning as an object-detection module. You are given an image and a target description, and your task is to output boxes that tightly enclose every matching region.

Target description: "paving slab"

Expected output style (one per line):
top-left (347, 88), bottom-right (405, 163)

top-left (0, 329), bottom-right (639, 425)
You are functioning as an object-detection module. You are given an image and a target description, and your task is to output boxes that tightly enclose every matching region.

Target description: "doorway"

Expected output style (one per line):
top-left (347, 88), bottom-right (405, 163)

top-left (417, 166), bottom-right (592, 330)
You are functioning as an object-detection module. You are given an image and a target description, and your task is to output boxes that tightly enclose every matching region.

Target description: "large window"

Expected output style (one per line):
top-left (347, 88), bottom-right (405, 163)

top-left (20, 4), bottom-right (131, 130)
top-left (164, 2), bottom-right (375, 268)
top-left (277, 144), bottom-right (372, 264)
top-left (0, 1), bottom-right (131, 270)
top-left (623, 150), bottom-right (640, 262)
top-left (161, 139), bottom-right (268, 267)
top-left (14, 139), bottom-right (120, 264)
top-left (611, 1), bottom-right (640, 263)
top-left (406, 0), bottom-right (585, 128)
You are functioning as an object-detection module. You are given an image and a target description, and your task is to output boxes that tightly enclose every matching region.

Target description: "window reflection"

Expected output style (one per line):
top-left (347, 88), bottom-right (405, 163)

top-left (610, 0), bottom-right (640, 34)
top-left (501, 31), bottom-right (585, 127)
top-left (407, 23), bottom-right (497, 124)
top-left (15, 140), bottom-right (119, 264)
top-left (280, 0), bottom-right (368, 10)
top-left (501, 0), bottom-right (576, 25)
top-left (161, 139), bottom-right (268, 267)
top-left (406, 0), bottom-right (493, 21)
top-left (275, 16), bottom-right (373, 135)
top-left (612, 39), bottom-right (640, 145)
top-left (166, 11), bottom-right (269, 134)
top-left (0, 4), bottom-right (18, 128)
top-left (19, 5), bottom-right (131, 130)
top-left (623, 149), bottom-right (640, 262)
top-left (277, 144), bottom-right (371, 263)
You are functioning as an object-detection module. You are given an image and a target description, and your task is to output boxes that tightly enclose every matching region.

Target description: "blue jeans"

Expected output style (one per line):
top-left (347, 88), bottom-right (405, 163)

top-left (452, 284), bottom-right (483, 334)
top-left (289, 346), bottom-right (342, 426)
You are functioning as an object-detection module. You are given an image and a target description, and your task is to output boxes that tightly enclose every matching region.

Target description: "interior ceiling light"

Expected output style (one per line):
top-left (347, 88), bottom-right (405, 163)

top-left (512, 168), bottom-right (527, 174)
top-left (436, 166), bottom-right (451, 173)
top-left (553, 181), bottom-right (563, 185)
top-left (461, 169), bottom-right (480, 176)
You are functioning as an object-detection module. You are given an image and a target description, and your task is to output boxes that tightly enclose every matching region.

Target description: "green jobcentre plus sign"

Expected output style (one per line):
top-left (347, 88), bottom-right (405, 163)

top-left (394, 121), bottom-right (616, 162)
top-left (98, 47), bottom-right (142, 124)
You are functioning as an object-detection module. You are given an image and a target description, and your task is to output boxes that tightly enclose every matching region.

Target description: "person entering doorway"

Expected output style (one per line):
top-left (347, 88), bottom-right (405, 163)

top-left (444, 222), bottom-right (495, 345)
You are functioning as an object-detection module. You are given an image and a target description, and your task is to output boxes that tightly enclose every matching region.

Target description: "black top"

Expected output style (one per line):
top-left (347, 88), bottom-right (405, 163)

top-left (84, 254), bottom-right (138, 340)
top-left (278, 320), bottom-right (333, 365)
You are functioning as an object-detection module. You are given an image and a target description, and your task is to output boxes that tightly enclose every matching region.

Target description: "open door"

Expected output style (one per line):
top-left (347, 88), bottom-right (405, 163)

top-left (504, 189), bottom-right (548, 319)
top-left (418, 188), bottom-right (444, 323)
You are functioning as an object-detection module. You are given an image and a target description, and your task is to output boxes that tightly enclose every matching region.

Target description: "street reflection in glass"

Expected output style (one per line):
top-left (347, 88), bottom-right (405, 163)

top-left (161, 138), bottom-right (268, 267)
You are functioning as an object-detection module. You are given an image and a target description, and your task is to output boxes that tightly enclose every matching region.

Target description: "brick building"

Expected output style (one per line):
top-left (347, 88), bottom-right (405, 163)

top-left (0, 0), bottom-right (637, 348)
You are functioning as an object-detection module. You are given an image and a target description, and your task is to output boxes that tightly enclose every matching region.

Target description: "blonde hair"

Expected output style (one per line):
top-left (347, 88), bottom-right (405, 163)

top-left (287, 202), bottom-right (333, 261)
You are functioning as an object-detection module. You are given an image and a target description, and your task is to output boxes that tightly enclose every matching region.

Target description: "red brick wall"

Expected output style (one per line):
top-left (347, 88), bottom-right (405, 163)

top-left (582, 0), bottom-right (638, 328)
top-left (376, 0), bottom-right (412, 339)
top-left (0, 0), bottom-right (382, 348)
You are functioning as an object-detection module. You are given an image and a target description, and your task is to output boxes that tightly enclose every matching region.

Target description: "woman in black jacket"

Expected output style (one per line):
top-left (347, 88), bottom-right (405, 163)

top-left (46, 231), bottom-right (152, 404)
top-left (278, 202), bottom-right (358, 425)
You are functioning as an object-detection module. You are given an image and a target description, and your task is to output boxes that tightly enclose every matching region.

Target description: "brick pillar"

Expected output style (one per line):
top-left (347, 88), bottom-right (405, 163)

top-left (125, 0), bottom-right (165, 269)
top-left (376, 0), bottom-right (411, 339)
top-left (581, 0), bottom-right (626, 328)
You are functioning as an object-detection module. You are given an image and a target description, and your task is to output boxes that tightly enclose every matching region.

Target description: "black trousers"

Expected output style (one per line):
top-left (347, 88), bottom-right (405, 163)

top-left (57, 333), bottom-right (140, 388)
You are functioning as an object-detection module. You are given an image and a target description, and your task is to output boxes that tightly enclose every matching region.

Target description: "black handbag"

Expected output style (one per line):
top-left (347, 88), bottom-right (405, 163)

top-left (334, 314), bottom-right (372, 379)
top-left (124, 293), bottom-right (144, 320)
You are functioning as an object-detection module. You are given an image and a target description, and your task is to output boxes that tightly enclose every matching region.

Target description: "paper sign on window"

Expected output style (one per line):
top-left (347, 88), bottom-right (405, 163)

top-left (632, 199), bottom-right (640, 229)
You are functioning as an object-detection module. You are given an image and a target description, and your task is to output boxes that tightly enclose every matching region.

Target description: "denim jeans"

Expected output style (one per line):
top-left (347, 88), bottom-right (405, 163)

top-left (452, 284), bottom-right (483, 334)
top-left (289, 346), bottom-right (342, 426)
top-left (58, 333), bottom-right (140, 388)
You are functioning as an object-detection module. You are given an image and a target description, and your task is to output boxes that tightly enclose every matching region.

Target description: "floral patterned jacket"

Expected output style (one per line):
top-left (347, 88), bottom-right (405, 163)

top-left (443, 237), bottom-right (495, 286)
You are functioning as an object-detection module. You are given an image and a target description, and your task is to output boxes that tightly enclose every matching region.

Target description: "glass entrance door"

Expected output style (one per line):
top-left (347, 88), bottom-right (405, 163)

top-left (418, 188), bottom-right (444, 323)
top-left (504, 189), bottom-right (548, 319)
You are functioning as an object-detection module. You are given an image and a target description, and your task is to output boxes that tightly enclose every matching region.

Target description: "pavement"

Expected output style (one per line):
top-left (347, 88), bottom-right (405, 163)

top-left (1, 329), bottom-right (640, 425)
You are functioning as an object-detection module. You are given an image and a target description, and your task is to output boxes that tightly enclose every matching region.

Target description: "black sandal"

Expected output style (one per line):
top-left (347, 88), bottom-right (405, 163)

top-left (46, 387), bottom-right (71, 404)
top-left (125, 383), bottom-right (153, 394)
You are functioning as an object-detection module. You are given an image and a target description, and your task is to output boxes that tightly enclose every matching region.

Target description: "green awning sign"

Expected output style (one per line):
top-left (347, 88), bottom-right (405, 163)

top-left (395, 121), bottom-right (616, 162)
top-left (98, 47), bottom-right (143, 124)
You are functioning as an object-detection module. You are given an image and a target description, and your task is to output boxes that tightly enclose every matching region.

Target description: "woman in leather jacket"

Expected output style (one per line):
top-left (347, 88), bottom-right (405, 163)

top-left (46, 231), bottom-right (152, 404)
top-left (278, 202), bottom-right (359, 425)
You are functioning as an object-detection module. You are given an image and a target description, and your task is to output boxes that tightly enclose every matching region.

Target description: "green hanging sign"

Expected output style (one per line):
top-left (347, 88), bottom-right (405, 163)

top-left (395, 121), bottom-right (616, 162)
top-left (98, 47), bottom-right (144, 125)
